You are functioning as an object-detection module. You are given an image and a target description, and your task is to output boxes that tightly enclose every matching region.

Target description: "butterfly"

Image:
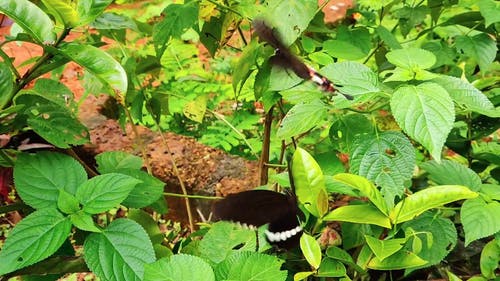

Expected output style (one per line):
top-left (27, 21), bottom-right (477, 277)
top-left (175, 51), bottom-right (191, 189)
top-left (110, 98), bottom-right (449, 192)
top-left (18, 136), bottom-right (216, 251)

top-left (252, 19), bottom-right (353, 100)
top-left (212, 189), bottom-right (302, 249)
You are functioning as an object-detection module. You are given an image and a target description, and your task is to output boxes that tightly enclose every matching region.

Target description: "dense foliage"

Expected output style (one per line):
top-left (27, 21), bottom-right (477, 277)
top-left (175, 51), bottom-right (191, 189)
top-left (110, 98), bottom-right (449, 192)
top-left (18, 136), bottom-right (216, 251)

top-left (0, 0), bottom-right (499, 280)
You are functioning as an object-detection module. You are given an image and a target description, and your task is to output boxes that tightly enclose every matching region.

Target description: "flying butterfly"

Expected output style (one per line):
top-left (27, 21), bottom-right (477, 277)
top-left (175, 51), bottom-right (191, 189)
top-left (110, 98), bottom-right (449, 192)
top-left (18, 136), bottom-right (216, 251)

top-left (252, 19), bottom-right (353, 100)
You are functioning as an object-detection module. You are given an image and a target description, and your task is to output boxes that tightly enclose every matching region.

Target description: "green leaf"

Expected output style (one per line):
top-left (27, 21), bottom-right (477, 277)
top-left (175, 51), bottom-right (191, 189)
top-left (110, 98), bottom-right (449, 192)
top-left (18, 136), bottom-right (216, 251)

top-left (76, 0), bottom-right (113, 25)
top-left (478, 0), bottom-right (500, 27)
top-left (300, 233), bottom-right (322, 270)
top-left (420, 160), bottom-right (482, 191)
top-left (277, 100), bottom-right (328, 140)
top-left (0, 209), bottom-right (71, 275)
top-left (58, 43), bottom-right (127, 95)
top-left (308, 52), bottom-right (333, 66)
top-left (294, 271), bottom-right (315, 281)
top-left (233, 40), bottom-right (260, 94)
top-left (183, 94), bottom-right (207, 123)
top-left (329, 113), bottom-right (375, 152)
top-left (14, 151), bottom-right (87, 209)
top-left (332, 173), bottom-right (388, 215)
top-left (70, 210), bottom-right (101, 233)
top-left (95, 151), bottom-right (143, 174)
top-left (326, 246), bottom-right (365, 274)
top-left (0, 0), bottom-right (56, 44)
top-left (481, 184), bottom-right (500, 200)
top-left (390, 185), bottom-right (478, 224)
top-left (153, 2), bottom-right (198, 58)
top-left (390, 82), bottom-right (454, 162)
top-left (455, 33), bottom-right (497, 72)
top-left (0, 61), bottom-right (14, 109)
top-left (57, 189), bottom-right (80, 214)
top-left (350, 131), bottom-right (415, 206)
top-left (25, 103), bottom-right (89, 148)
top-left (461, 197), bottom-right (500, 246)
top-left (365, 236), bottom-right (406, 262)
top-left (41, 0), bottom-right (79, 28)
top-left (128, 209), bottom-right (164, 244)
top-left (323, 26), bottom-right (370, 60)
top-left (386, 48), bottom-right (436, 70)
top-left (323, 204), bottom-right (391, 228)
top-left (214, 251), bottom-right (287, 281)
top-left (375, 26), bottom-right (401, 50)
top-left (121, 169), bottom-right (165, 209)
top-left (432, 76), bottom-right (497, 117)
top-left (317, 258), bottom-right (347, 277)
top-left (76, 173), bottom-right (141, 214)
top-left (402, 212), bottom-right (457, 268)
top-left (480, 239), bottom-right (500, 279)
top-left (321, 62), bottom-right (380, 97)
top-left (84, 219), bottom-right (155, 281)
top-left (199, 221), bottom-right (256, 264)
top-left (32, 79), bottom-right (77, 109)
top-left (367, 250), bottom-right (427, 270)
top-left (292, 147), bottom-right (327, 217)
top-left (262, 0), bottom-right (317, 47)
top-left (144, 254), bottom-right (214, 281)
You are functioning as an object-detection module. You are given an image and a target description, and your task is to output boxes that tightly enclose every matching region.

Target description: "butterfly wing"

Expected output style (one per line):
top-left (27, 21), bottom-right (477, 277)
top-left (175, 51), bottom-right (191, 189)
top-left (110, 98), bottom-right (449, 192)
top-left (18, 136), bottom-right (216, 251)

top-left (213, 190), bottom-right (296, 227)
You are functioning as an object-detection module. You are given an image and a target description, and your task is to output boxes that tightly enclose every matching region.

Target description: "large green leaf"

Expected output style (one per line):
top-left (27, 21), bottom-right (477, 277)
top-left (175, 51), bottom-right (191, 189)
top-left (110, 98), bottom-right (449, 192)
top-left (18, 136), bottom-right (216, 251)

top-left (461, 197), bottom-right (500, 246)
top-left (26, 102), bottom-right (89, 148)
top-left (323, 26), bottom-right (371, 60)
top-left (402, 212), bottom-right (457, 269)
top-left (76, 0), bottom-right (114, 25)
top-left (277, 100), bottom-right (328, 140)
top-left (329, 113), bottom-right (375, 152)
top-left (120, 169), bottom-right (165, 208)
top-left (420, 160), bottom-right (482, 191)
top-left (321, 62), bottom-right (380, 97)
top-left (84, 219), bottom-right (155, 281)
top-left (233, 40), bottom-right (260, 94)
top-left (214, 251), bottom-right (287, 281)
top-left (390, 185), bottom-right (478, 224)
top-left (323, 204), bottom-right (391, 228)
top-left (332, 173), bottom-right (388, 215)
top-left (76, 173), bottom-right (141, 214)
top-left (144, 254), bottom-right (214, 281)
top-left (478, 0), bottom-right (500, 27)
top-left (95, 151), bottom-right (143, 174)
top-left (300, 233), bottom-right (322, 270)
top-left (432, 76), bottom-right (498, 117)
top-left (367, 250), bottom-right (427, 270)
top-left (0, 61), bottom-right (14, 109)
top-left (262, 0), bottom-right (317, 47)
top-left (14, 151), bottom-right (87, 209)
top-left (455, 33), bottom-right (497, 72)
top-left (0, 0), bottom-right (56, 44)
top-left (41, 0), bottom-right (79, 28)
top-left (350, 131), bottom-right (415, 206)
top-left (292, 147), bottom-right (327, 217)
top-left (152, 2), bottom-right (199, 58)
top-left (365, 236), bottom-right (407, 261)
top-left (199, 221), bottom-right (256, 264)
top-left (0, 209), bottom-right (71, 275)
top-left (386, 48), bottom-right (436, 70)
top-left (480, 239), bottom-right (500, 279)
top-left (390, 82), bottom-right (454, 162)
top-left (58, 43), bottom-right (127, 95)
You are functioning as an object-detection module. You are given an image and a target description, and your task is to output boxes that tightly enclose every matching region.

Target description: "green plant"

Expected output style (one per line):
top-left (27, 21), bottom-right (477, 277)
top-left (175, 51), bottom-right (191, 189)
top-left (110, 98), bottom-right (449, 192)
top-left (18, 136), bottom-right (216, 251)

top-left (1, 0), bottom-right (499, 280)
top-left (0, 151), bottom-right (166, 279)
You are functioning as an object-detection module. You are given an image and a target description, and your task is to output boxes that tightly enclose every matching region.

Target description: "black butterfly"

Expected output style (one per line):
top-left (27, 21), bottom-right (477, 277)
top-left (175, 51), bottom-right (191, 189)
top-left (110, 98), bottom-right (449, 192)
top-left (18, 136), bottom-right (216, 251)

top-left (252, 19), bottom-right (353, 100)
top-left (213, 189), bottom-right (302, 249)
